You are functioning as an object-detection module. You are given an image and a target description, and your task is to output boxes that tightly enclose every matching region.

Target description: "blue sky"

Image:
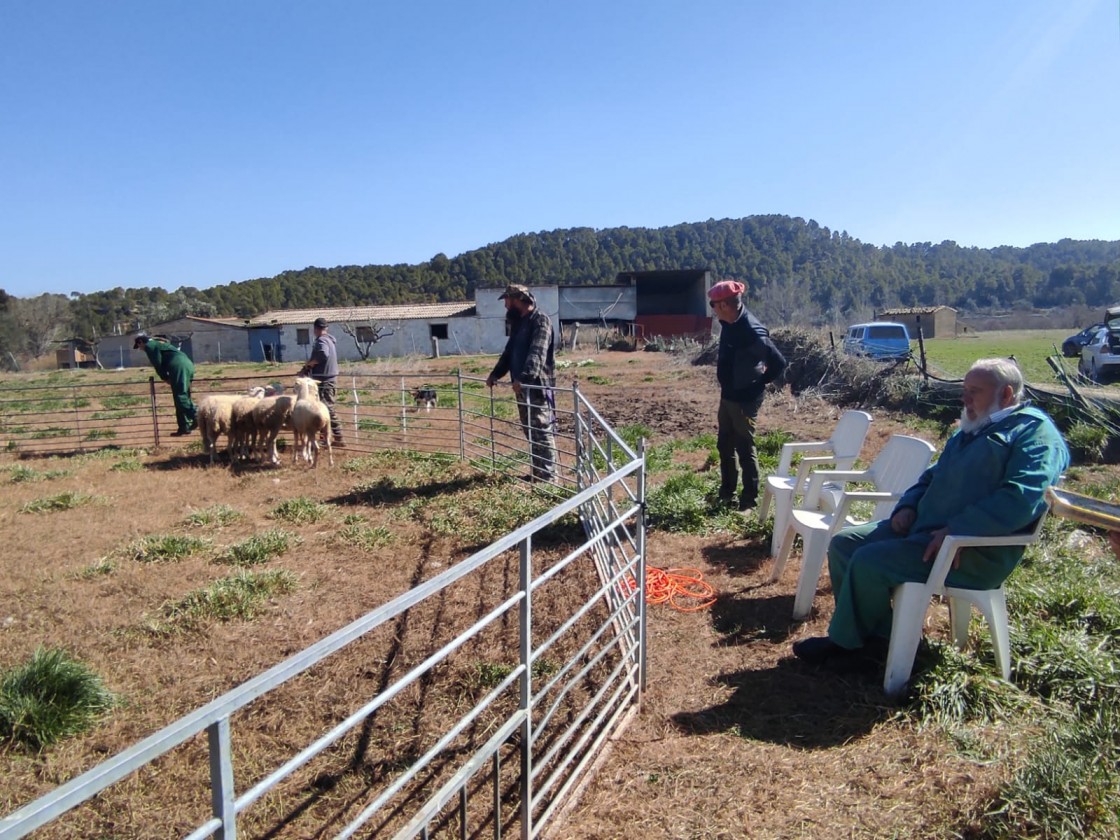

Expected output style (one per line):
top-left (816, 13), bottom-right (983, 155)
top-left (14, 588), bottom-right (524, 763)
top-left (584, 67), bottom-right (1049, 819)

top-left (1, 0), bottom-right (1117, 298)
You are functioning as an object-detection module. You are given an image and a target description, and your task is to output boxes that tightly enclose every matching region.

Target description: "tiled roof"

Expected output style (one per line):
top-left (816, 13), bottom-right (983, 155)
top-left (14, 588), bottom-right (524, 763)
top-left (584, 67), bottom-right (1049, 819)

top-left (877, 306), bottom-right (955, 316)
top-left (249, 302), bottom-right (477, 326)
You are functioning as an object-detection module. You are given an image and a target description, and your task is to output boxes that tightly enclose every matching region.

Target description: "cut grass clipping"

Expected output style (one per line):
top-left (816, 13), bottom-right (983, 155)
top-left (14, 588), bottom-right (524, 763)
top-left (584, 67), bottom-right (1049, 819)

top-left (146, 569), bottom-right (298, 634)
top-left (216, 529), bottom-right (300, 566)
top-left (0, 647), bottom-right (116, 750)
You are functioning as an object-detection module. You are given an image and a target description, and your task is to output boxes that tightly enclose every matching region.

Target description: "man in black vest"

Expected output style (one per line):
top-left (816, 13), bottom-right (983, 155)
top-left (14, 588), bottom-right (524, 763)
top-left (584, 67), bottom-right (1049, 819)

top-left (710, 280), bottom-right (787, 510)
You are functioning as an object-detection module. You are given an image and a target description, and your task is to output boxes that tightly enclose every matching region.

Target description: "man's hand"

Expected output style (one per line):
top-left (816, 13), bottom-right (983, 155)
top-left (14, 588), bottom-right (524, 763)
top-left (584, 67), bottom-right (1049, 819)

top-left (890, 508), bottom-right (916, 535)
top-left (511, 380), bottom-right (523, 398)
top-left (923, 527), bottom-right (951, 564)
top-left (485, 375), bottom-right (496, 388)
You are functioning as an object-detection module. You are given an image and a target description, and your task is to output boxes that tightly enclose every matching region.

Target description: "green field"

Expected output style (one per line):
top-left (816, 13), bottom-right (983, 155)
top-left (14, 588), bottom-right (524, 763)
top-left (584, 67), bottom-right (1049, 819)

top-left (917, 329), bottom-right (1080, 385)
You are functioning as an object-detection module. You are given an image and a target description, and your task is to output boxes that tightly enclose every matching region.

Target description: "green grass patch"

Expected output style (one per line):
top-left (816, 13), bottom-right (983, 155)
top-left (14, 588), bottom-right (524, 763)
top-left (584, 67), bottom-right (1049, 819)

top-left (0, 647), bottom-right (116, 750)
top-left (76, 557), bottom-right (117, 578)
top-left (109, 458), bottom-right (143, 472)
top-left (30, 427), bottom-right (71, 440)
top-left (216, 529), bottom-right (299, 566)
top-left (7, 465), bottom-right (70, 483)
top-left (645, 472), bottom-right (741, 534)
top-left (358, 418), bottom-right (391, 432)
top-left (20, 491), bottom-right (96, 514)
top-left (147, 569), bottom-right (298, 633)
top-left (84, 428), bottom-right (117, 441)
top-left (125, 534), bottom-right (211, 564)
top-left (336, 521), bottom-right (395, 549)
top-left (268, 497), bottom-right (331, 525)
top-left (183, 504), bottom-right (243, 528)
top-left (920, 330), bottom-right (1071, 383)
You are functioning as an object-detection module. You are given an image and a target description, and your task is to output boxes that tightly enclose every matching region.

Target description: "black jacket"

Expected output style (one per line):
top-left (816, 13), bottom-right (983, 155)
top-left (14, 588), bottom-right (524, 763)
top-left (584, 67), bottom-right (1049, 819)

top-left (715, 308), bottom-right (787, 403)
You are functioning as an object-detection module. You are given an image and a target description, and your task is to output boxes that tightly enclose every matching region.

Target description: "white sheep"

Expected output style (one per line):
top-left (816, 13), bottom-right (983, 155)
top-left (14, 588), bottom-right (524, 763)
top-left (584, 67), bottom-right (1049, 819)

top-left (196, 391), bottom-right (261, 464)
top-left (291, 376), bottom-right (333, 467)
top-left (227, 393), bottom-right (263, 465)
top-left (250, 393), bottom-right (297, 465)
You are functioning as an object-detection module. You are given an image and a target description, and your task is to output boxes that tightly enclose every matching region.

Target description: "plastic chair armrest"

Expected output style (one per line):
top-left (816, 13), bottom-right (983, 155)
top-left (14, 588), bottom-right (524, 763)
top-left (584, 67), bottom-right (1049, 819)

top-left (778, 440), bottom-right (831, 475)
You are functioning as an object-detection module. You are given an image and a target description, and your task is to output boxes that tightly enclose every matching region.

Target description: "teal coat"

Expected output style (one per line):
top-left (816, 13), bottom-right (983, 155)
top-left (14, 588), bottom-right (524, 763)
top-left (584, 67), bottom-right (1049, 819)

top-left (895, 404), bottom-right (1069, 561)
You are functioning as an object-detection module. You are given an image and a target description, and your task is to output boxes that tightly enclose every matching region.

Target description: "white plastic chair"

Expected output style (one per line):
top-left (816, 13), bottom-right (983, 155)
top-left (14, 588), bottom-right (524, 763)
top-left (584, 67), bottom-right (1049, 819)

top-left (758, 410), bottom-right (873, 554)
top-left (770, 434), bottom-right (937, 620)
top-left (882, 512), bottom-right (1049, 697)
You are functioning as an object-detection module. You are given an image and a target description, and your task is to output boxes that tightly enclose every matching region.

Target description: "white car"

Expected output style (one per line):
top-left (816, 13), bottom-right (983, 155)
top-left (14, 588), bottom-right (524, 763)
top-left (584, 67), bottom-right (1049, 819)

top-left (1079, 305), bottom-right (1120, 383)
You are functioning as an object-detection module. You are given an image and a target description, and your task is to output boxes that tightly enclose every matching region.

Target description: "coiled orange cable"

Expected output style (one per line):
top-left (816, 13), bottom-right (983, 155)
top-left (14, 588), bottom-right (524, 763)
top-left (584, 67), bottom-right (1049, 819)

top-left (623, 566), bottom-right (716, 612)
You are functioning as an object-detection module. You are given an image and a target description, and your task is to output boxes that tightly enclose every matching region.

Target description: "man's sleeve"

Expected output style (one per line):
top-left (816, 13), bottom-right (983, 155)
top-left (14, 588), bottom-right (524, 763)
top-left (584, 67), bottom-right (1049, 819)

top-left (945, 418), bottom-right (1069, 536)
top-left (760, 338), bottom-right (787, 386)
top-left (521, 313), bottom-right (552, 382)
top-left (490, 340), bottom-right (512, 382)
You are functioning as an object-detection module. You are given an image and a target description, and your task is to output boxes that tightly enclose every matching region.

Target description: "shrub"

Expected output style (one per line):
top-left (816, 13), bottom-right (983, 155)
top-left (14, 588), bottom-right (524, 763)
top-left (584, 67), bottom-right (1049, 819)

top-left (1066, 422), bottom-right (1108, 463)
top-left (0, 648), bottom-right (116, 750)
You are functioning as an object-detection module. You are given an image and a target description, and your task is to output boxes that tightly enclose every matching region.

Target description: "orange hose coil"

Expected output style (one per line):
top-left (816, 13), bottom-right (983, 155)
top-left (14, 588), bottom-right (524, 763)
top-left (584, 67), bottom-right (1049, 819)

top-left (623, 566), bottom-right (716, 612)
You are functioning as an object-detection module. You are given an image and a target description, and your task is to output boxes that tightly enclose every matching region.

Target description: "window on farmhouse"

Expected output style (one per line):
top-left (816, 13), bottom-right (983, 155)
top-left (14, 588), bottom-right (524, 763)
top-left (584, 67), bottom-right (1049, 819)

top-left (296, 329), bottom-right (310, 346)
top-left (430, 324), bottom-right (449, 340)
top-left (357, 326), bottom-right (375, 343)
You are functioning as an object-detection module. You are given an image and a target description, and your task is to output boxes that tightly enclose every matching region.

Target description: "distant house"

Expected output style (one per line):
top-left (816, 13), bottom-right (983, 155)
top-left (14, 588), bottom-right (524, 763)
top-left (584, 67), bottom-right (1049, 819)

top-left (876, 306), bottom-right (957, 339)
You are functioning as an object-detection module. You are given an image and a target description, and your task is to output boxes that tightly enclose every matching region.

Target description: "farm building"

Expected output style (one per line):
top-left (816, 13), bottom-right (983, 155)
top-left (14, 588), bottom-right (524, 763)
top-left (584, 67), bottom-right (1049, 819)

top-left (55, 339), bottom-right (99, 369)
top-left (615, 269), bottom-right (715, 340)
top-left (79, 271), bottom-right (714, 369)
top-left (95, 316), bottom-right (248, 368)
top-left (256, 302), bottom-right (482, 363)
top-left (876, 306), bottom-right (957, 339)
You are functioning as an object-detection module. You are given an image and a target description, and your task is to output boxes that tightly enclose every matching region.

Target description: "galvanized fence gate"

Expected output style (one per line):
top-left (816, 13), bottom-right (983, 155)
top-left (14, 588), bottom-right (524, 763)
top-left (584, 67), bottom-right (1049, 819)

top-left (0, 374), bottom-right (647, 840)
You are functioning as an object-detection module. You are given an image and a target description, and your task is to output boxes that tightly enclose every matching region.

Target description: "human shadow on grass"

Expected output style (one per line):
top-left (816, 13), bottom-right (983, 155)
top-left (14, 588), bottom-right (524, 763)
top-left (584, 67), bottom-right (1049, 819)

top-left (708, 589), bottom-right (801, 646)
top-left (670, 658), bottom-right (889, 749)
top-left (701, 541), bottom-right (773, 576)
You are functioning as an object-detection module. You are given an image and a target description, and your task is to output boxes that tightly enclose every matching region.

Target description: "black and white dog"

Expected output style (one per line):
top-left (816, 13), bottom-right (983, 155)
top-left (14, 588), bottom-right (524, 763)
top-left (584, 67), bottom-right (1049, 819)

top-left (412, 388), bottom-right (437, 412)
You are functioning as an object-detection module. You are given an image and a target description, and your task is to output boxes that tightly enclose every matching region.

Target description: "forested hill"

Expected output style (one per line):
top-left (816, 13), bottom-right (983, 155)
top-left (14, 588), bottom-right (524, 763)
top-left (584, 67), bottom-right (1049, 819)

top-left (13, 216), bottom-right (1120, 345)
top-left (185, 216), bottom-right (1120, 320)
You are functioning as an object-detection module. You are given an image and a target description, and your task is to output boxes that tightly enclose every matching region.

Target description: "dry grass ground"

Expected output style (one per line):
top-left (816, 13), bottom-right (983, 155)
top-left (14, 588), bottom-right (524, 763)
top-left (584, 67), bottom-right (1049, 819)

top-left (0, 349), bottom-right (1082, 838)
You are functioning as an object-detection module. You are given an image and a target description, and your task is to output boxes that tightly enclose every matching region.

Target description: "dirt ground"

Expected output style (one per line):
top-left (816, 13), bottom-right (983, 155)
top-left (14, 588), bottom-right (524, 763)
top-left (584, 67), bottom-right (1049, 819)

top-left (0, 349), bottom-right (1030, 838)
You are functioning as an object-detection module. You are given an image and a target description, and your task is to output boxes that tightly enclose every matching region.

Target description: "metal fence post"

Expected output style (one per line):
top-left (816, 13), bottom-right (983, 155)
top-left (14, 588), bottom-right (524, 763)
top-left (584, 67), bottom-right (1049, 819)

top-left (572, 381), bottom-right (582, 492)
top-left (148, 376), bottom-right (160, 448)
top-left (637, 439), bottom-right (648, 698)
top-left (489, 388), bottom-right (496, 471)
top-left (457, 368), bottom-right (465, 461)
top-left (207, 718), bottom-right (237, 840)
top-left (519, 535), bottom-right (533, 840)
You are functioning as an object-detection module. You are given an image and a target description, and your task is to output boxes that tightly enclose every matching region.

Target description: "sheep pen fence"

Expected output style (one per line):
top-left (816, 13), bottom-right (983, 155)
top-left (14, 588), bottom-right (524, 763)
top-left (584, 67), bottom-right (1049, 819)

top-left (0, 372), bottom-right (648, 839)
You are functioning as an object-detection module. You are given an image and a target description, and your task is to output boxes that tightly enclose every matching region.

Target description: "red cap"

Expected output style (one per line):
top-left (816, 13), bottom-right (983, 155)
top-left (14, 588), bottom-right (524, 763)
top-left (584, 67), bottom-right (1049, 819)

top-left (708, 280), bottom-right (745, 302)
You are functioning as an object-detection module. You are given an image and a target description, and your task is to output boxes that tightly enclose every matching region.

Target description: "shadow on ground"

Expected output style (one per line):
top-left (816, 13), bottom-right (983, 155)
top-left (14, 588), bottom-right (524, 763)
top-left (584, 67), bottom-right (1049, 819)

top-left (670, 657), bottom-right (892, 750)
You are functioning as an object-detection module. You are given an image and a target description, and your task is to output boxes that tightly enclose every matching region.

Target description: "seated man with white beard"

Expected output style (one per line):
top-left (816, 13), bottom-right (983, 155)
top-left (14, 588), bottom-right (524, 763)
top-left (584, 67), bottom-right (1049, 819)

top-left (793, 357), bottom-right (1069, 666)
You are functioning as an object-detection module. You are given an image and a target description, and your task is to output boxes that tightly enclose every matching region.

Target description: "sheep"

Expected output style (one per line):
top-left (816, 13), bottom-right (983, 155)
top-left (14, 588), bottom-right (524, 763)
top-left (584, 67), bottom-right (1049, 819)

top-left (249, 393), bottom-right (297, 465)
top-left (290, 376), bottom-right (333, 467)
top-left (227, 393), bottom-right (264, 465)
top-left (196, 389), bottom-right (271, 464)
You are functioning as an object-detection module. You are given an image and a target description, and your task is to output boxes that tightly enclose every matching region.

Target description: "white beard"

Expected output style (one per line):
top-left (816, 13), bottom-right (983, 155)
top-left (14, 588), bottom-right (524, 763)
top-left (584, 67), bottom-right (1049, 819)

top-left (958, 408), bottom-right (992, 434)
top-left (959, 394), bottom-right (1009, 434)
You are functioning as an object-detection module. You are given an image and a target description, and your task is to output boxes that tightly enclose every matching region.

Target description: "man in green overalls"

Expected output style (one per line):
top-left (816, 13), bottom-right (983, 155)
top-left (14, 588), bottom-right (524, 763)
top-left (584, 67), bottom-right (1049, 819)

top-left (134, 332), bottom-right (196, 436)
